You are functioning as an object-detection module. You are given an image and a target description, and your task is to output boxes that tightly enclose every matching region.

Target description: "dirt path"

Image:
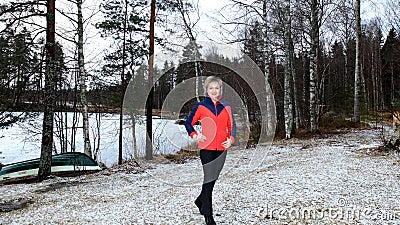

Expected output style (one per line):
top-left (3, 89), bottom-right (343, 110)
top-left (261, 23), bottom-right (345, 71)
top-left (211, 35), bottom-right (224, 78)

top-left (1, 127), bottom-right (400, 225)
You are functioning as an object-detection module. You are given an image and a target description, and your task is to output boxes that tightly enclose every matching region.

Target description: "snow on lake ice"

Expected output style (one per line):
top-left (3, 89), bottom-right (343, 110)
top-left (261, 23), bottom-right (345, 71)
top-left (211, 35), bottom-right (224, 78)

top-left (0, 113), bottom-right (192, 167)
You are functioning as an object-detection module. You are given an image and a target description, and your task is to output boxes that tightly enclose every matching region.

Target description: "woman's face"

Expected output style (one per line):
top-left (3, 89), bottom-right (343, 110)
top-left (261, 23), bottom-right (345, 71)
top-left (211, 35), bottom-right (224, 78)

top-left (207, 81), bottom-right (221, 101)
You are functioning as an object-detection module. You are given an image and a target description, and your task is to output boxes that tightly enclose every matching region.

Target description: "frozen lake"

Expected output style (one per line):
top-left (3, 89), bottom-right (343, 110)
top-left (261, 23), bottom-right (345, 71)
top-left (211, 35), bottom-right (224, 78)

top-left (0, 112), bottom-right (195, 167)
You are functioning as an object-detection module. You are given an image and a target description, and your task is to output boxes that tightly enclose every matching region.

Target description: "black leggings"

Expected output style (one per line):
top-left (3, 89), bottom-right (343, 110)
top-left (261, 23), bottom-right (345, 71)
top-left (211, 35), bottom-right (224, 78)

top-left (197, 150), bottom-right (227, 216)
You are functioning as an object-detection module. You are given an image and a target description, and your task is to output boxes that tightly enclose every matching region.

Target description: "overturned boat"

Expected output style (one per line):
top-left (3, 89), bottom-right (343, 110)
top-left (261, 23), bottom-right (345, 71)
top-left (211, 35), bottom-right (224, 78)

top-left (0, 152), bottom-right (102, 184)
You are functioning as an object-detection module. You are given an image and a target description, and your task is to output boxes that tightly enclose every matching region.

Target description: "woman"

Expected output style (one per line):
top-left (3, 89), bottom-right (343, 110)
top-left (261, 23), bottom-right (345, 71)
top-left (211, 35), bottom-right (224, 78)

top-left (185, 76), bottom-right (236, 225)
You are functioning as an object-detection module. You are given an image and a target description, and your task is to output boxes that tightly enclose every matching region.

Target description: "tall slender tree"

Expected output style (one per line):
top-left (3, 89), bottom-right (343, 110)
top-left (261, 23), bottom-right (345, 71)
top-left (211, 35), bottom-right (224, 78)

top-left (309, 0), bottom-right (319, 133)
top-left (38, 0), bottom-right (56, 181)
top-left (96, 0), bottom-right (149, 162)
top-left (353, 0), bottom-right (361, 122)
top-left (176, 0), bottom-right (201, 102)
top-left (283, 0), bottom-right (293, 138)
top-left (146, 0), bottom-right (156, 160)
top-left (77, 0), bottom-right (92, 157)
top-left (262, 0), bottom-right (275, 136)
top-left (118, 0), bottom-right (128, 164)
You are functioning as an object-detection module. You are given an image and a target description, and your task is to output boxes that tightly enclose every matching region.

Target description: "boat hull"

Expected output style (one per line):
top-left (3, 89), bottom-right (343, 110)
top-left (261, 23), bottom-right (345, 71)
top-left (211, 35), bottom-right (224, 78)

top-left (0, 152), bottom-right (102, 184)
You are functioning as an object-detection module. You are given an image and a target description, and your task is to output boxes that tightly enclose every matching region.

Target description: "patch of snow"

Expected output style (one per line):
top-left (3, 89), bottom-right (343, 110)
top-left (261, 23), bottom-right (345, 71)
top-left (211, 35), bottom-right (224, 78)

top-left (1, 128), bottom-right (400, 224)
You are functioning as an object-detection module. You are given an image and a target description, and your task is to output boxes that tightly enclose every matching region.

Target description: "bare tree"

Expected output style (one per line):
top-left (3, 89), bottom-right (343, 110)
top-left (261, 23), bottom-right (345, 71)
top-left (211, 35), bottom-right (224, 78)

top-left (77, 0), bottom-right (92, 157)
top-left (176, 0), bottom-right (202, 102)
top-left (385, 0), bottom-right (400, 32)
top-left (216, 0), bottom-right (282, 139)
top-left (50, 0), bottom-right (102, 158)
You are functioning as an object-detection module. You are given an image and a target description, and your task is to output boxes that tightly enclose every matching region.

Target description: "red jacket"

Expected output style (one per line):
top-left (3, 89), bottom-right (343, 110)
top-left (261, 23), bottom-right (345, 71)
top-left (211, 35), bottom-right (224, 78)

top-left (185, 97), bottom-right (236, 151)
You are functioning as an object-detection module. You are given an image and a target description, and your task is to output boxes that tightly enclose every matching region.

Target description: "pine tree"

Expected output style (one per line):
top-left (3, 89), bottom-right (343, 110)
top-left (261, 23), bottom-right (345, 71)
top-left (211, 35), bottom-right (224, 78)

top-left (243, 21), bottom-right (264, 68)
top-left (38, 0), bottom-right (56, 181)
top-left (97, 0), bottom-right (149, 163)
top-left (381, 28), bottom-right (400, 108)
top-left (175, 41), bottom-right (202, 85)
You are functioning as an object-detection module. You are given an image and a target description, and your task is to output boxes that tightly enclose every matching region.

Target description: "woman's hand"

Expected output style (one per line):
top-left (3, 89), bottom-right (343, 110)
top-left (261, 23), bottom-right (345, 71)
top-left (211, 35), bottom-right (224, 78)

top-left (193, 133), bottom-right (207, 142)
top-left (221, 138), bottom-right (232, 149)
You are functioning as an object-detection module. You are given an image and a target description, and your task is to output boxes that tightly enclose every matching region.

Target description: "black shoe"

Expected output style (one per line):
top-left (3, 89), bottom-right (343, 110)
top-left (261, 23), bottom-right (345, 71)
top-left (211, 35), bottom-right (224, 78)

top-left (195, 198), bottom-right (204, 215)
top-left (204, 215), bottom-right (216, 225)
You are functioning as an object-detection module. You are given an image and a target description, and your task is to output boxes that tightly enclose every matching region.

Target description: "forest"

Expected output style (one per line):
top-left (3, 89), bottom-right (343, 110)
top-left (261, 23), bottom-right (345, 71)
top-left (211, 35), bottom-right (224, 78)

top-left (1, 0), bottom-right (400, 180)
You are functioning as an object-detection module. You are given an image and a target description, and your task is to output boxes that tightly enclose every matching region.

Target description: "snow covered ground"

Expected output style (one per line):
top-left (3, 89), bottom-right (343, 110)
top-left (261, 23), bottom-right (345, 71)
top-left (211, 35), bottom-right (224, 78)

top-left (2, 126), bottom-right (400, 224)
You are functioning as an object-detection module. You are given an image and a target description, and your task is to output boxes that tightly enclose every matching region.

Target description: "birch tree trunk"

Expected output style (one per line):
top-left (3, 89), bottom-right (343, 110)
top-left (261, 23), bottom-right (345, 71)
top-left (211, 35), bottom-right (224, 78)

top-left (290, 37), bottom-right (300, 129)
top-left (391, 62), bottom-right (395, 107)
top-left (38, 0), bottom-right (56, 181)
top-left (309, 0), bottom-right (319, 133)
top-left (195, 61), bottom-right (200, 102)
top-left (131, 113), bottom-right (138, 158)
top-left (77, 0), bottom-right (92, 157)
top-left (262, 0), bottom-right (268, 81)
top-left (94, 113), bottom-right (101, 161)
top-left (353, 0), bottom-right (361, 122)
top-left (263, 0), bottom-right (273, 136)
top-left (302, 55), bottom-right (307, 126)
top-left (284, 0), bottom-right (293, 139)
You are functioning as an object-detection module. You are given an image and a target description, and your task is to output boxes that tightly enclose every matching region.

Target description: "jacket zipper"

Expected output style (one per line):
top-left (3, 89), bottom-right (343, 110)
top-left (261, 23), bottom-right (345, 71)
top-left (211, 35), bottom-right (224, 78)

top-left (214, 101), bottom-right (218, 150)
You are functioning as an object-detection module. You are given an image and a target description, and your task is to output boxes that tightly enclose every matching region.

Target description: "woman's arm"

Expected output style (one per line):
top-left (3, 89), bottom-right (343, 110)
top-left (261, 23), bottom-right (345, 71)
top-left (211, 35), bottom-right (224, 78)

top-left (184, 102), bottom-right (200, 138)
top-left (227, 106), bottom-right (236, 144)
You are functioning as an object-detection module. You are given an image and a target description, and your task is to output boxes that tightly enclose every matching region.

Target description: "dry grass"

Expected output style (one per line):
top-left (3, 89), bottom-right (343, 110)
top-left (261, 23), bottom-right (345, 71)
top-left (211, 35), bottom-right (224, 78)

top-left (162, 148), bottom-right (199, 164)
top-left (274, 115), bottom-right (371, 141)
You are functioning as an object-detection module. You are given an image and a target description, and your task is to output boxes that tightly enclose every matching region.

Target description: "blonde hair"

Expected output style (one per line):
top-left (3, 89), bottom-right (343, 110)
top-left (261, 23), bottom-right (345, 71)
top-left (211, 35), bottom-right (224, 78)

top-left (203, 76), bottom-right (223, 95)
